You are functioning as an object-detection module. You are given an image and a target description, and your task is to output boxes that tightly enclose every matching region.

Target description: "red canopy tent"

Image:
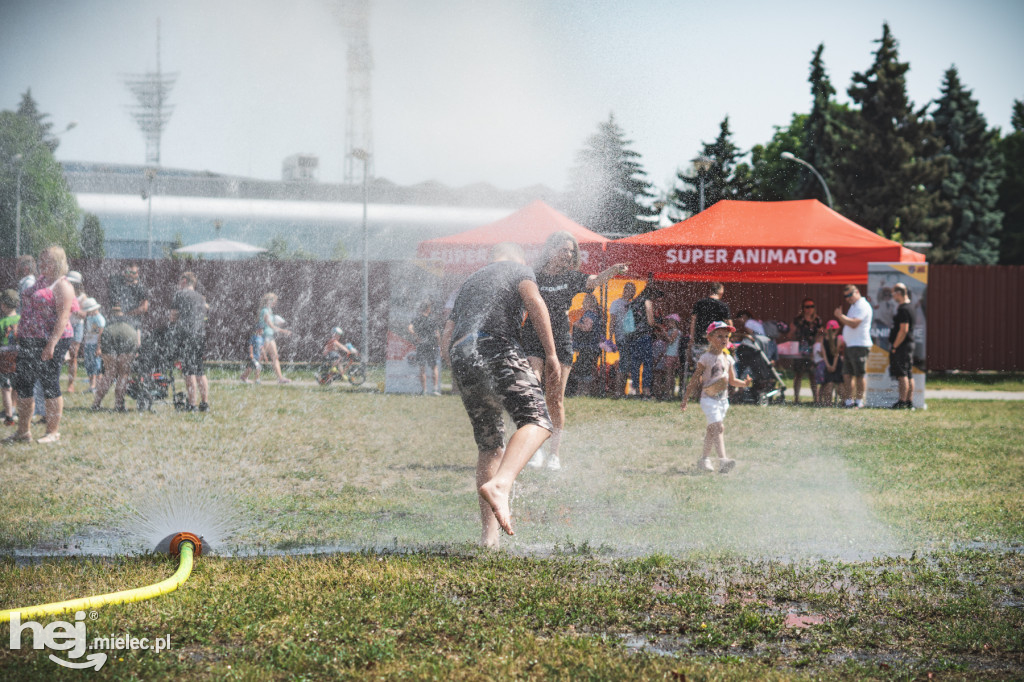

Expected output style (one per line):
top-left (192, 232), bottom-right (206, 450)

top-left (416, 200), bottom-right (609, 274)
top-left (605, 199), bottom-right (925, 284)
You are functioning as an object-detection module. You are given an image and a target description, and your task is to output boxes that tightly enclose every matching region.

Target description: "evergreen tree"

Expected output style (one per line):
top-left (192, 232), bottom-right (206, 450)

top-left (565, 113), bottom-right (656, 236)
top-left (799, 44), bottom-right (848, 208)
top-left (840, 24), bottom-right (951, 255)
top-left (79, 212), bottom-right (105, 258)
top-left (998, 100), bottom-right (1024, 264)
top-left (17, 89), bottom-right (57, 152)
top-left (932, 67), bottom-right (1004, 264)
top-left (671, 116), bottom-right (750, 216)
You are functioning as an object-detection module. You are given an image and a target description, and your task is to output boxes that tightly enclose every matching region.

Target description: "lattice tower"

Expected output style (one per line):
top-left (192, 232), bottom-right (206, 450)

top-left (122, 20), bottom-right (177, 166)
top-left (334, 0), bottom-right (375, 182)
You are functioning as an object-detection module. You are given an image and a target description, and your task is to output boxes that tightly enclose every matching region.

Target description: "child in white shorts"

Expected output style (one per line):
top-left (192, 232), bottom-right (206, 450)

top-left (681, 321), bottom-right (752, 473)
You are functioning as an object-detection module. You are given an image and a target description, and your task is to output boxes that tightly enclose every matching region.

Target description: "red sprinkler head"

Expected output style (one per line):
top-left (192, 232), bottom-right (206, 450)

top-left (168, 532), bottom-right (203, 557)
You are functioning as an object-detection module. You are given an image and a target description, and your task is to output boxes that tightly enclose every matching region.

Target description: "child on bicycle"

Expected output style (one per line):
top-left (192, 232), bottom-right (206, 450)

top-left (323, 327), bottom-right (358, 376)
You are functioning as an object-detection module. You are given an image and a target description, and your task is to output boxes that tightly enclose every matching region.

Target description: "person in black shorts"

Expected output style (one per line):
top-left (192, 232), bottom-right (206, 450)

top-left (170, 272), bottom-right (209, 412)
top-left (441, 242), bottom-right (561, 548)
top-left (520, 231), bottom-right (627, 470)
top-left (408, 300), bottom-right (442, 395)
top-left (888, 283), bottom-right (916, 409)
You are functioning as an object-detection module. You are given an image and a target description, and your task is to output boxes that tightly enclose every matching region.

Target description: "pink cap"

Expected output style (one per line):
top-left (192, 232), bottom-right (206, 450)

top-left (825, 320), bottom-right (840, 330)
top-left (706, 321), bottom-right (736, 334)
top-left (666, 313), bottom-right (681, 322)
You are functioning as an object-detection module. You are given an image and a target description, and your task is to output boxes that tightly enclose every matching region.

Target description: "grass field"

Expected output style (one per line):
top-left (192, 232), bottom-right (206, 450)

top-left (1, 379), bottom-right (1022, 679)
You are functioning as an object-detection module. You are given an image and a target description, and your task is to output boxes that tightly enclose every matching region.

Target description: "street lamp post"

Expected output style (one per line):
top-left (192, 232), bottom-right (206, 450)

top-left (780, 152), bottom-right (833, 209)
top-left (351, 148), bottom-right (371, 365)
top-left (144, 168), bottom-right (157, 258)
top-left (692, 156), bottom-right (713, 212)
top-left (14, 155), bottom-right (23, 258)
top-left (12, 121), bottom-right (77, 257)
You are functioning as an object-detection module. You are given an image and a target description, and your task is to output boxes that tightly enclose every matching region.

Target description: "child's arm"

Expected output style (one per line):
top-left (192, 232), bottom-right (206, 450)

top-left (680, 363), bottom-right (705, 412)
top-left (728, 361), bottom-right (753, 388)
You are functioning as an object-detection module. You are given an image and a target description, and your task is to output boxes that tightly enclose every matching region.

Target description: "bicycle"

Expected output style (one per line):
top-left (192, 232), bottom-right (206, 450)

top-left (313, 355), bottom-right (366, 386)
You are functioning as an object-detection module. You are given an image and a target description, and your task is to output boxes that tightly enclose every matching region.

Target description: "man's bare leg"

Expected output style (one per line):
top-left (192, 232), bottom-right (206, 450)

top-left (478, 424), bottom-right (551, 536)
top-left (854, 376), bottom-right (867, 403)
top-left (477, 446), bottom-right (503, 548)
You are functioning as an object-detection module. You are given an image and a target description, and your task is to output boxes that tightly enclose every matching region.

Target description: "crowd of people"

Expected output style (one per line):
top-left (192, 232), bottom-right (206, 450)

top-left (0, 250), bottom-right (218, 444)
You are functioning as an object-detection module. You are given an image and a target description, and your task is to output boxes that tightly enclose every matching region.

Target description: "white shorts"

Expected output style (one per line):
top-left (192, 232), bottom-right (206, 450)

top-left (700, 394), bottom-right (729, 425)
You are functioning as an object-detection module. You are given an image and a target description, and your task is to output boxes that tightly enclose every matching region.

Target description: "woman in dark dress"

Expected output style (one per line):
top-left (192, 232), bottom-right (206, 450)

top-left (521, 231), bottom-right (627, 470)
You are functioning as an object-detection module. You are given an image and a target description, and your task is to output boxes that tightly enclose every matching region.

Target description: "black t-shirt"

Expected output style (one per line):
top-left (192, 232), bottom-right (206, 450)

top-left (412, 314), bottom-right (441, 349)
top-left (449, 261), bottom-right (536, 345)
top-left (889, 303), bottom-right (915, 347)
top-left (108, 275), bottom-right (149, 314)
top-left (171, 288), bottom-right (207, 335)
top-left (629, 295), bottom-right (653, 337)
top-left (691, 297), bottom-right (731, 344)
top-left (524, 269), bottom-right (592, 341)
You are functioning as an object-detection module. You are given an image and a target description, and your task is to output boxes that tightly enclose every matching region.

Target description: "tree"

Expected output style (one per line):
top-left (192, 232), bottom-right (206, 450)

top-left (798, 44), bottom-right (850, 207)
top-left (80, 212), bottom-right (105, 258)
top-left (565, 113), bottom-right (656, 236)
top-left (839, 24), bottom-right (951, 255)
top-left (741, 114), bottom-right (807, 202)
top-left (262, 235), bottom-right (315, 260)
top-left (17, 89), bottom-right (57, 151)
top-left (932, 67), bottom-right (1004, 264)
top-left (670, 116), bottom-right (750, 216)
top-left (998, 100), bottom-right (1024, 264)
top-left (0, 104), bottom-right (81, 258)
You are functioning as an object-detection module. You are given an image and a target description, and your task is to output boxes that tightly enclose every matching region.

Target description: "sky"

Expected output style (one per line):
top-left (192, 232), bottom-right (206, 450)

top-left (2, 0), bottom-right (1022, 194)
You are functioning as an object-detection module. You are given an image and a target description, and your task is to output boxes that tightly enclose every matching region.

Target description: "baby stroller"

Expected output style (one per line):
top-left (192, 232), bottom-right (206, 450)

top-left (127, 326), bottom-right (179, 411)
top-left (731, 335), bottom-right (786, 405)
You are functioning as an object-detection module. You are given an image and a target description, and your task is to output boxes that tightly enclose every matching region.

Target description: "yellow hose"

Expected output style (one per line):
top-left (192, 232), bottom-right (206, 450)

top-left (0, 540), bottom-right (196, 624)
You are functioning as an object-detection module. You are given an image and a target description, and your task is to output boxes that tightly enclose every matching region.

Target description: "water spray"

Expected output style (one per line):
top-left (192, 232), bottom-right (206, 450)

top-left (0, 532), bottom-right (203, 624)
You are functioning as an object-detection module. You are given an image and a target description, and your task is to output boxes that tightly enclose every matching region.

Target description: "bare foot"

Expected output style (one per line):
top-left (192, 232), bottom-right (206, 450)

top-left (478, 481), bottom-right (514, 536)
top-left (481, 533), bottom-right (500, 550)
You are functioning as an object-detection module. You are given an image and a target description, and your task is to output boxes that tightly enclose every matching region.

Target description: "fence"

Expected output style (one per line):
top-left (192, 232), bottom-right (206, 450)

top-left (1, 260), bottom-right (1020, 371)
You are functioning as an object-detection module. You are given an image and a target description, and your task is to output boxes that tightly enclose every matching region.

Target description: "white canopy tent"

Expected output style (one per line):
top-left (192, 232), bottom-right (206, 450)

top-left (173, 238), bottom-right (267, 259)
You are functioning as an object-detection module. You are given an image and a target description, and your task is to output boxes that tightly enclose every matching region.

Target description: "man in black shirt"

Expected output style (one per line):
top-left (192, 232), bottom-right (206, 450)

top-left (108, 264), bottom-right (150, 329)
top-left (441, 242), bottom-right (560, 548)
top-left (687, 282), bottom-right (731, 366)
top-left (888, 283), bottom-right (916, 409)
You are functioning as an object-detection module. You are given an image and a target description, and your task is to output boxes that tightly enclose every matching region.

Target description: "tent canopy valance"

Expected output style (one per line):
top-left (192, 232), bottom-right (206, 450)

top-left (605, 199), bottom-right (924, 284)
top-left (416, 200), bottom-right (609, 274)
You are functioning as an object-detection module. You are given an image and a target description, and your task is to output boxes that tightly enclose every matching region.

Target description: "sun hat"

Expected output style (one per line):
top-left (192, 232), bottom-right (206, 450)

top-left (825, 320), bottom-right (840, 330)
top-left (706, 321), bottom-right (736, 334)
top-left (82, 297), bottom-right (101, 312)
top-left (66, 271), bottom-right (83, 284)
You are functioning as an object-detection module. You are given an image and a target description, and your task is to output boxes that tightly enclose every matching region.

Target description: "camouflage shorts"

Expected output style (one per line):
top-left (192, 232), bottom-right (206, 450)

top-left (450, 335), bottom-right (552, 452)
